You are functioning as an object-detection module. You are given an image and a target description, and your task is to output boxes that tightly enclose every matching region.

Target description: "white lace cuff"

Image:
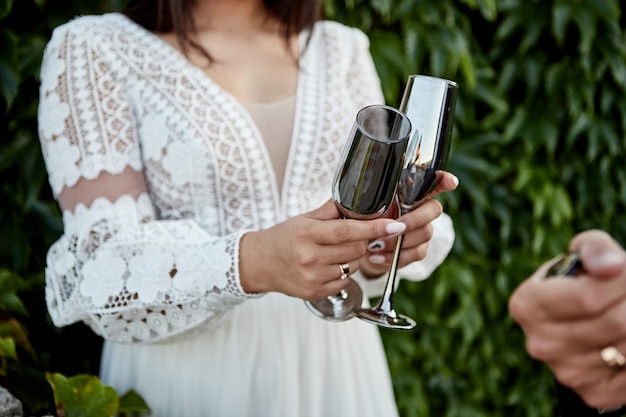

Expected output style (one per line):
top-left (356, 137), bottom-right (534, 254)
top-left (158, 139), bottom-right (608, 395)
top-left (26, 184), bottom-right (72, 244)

top-left (45, 194), bottom-right (262, 344)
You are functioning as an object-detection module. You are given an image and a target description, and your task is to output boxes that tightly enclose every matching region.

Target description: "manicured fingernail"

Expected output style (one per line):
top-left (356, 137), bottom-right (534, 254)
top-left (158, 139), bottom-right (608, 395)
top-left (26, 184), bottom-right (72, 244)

top-left (368, 240), bottom-right (385, 252)
top-left (369, 255), bottom-right (386, 264)
top-left (385, 222), bottom-right (406, 235)
top-left (451, 174), bottom-right (460, 187)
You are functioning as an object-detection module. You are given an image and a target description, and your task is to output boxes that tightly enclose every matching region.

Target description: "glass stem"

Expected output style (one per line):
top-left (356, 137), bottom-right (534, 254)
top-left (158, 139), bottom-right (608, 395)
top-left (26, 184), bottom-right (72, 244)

top-left (377, 234), bottom-right (404, 313)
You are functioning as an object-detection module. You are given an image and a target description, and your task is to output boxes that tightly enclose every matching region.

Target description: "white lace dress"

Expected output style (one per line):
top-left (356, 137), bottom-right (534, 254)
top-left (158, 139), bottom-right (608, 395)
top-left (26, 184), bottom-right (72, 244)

top-left (38, 13), bottom-right (455, 417)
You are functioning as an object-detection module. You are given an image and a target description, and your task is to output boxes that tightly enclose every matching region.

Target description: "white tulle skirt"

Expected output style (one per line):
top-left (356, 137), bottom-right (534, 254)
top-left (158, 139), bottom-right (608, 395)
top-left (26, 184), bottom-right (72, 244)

top-left (100, 292), bottom-right (399, 417)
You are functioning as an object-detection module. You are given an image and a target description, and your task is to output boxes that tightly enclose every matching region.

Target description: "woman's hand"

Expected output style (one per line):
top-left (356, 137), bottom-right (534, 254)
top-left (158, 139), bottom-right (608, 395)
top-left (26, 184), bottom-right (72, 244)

top-left (238, 199), bottom-right (407, 300)
top-left (358, 170), bottom-right (459, 278)
top-left (509, 230), bottom-right (626, 410)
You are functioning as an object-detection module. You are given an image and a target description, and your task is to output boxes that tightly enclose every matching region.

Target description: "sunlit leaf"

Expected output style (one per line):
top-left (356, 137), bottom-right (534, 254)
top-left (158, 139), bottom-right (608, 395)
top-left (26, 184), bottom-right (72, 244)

top-left (0, 317), bottom-right (35, 359)
top-left (551, 2), bottom-right (571, 45)
top-left (0, 336), bottom-right (17, 360)
top-left (46, 373), bottom-right (119, 417)
top-left (572, 9), bottom-right (597, 54)
top-left (117, 389), bottom-right (151, 414)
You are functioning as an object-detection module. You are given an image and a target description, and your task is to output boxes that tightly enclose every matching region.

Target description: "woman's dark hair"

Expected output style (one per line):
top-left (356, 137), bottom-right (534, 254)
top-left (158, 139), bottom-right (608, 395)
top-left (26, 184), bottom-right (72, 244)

top-left (123, 0), bottom-right (323, 62)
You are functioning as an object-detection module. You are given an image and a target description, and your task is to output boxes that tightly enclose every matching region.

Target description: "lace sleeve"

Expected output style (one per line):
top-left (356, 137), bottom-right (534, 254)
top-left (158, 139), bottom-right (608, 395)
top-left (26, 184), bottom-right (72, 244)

top-left (344, 27), bottom-right (386, 109)
top-left (38, 19), bottom-right (259, 344)
top-left (45, 195), bottom-right (255, 344)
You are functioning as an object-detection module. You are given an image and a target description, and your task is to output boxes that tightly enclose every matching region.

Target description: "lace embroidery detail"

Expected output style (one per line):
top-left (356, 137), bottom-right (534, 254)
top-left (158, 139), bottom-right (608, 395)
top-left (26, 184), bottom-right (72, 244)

top-left (38, 14), bottom-right (397, 344)
top-left (45, 195), bottom-right (250, 343)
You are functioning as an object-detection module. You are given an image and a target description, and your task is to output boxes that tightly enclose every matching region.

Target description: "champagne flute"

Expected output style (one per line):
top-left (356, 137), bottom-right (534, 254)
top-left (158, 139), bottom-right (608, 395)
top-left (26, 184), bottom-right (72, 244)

top-left (355, 75), bottom-right (458, 329)
top-left (305, 104), bottom-right (412, 322)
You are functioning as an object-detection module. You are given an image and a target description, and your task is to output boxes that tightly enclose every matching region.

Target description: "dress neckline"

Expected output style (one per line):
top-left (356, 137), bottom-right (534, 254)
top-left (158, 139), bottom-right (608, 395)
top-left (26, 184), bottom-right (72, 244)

top-left (111, 13), bottom-right (304, 106)
top-left (240, 94), bottom-right (297, 107)
top-left (106, 12), bottom-right (323, 221)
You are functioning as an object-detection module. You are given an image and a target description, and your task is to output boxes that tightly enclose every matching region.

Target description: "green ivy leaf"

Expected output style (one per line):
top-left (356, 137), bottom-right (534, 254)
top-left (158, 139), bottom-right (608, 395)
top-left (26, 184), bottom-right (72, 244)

top-left (0, 28), bottom-right (19, 108)
top-left (0, 269), bottom-right (29, 315)
top-left (551, 2), bottom-right (571, 46)
top-left (117, 389), bottom-right (151, 415)
top-left (46, 373), bottom-right (120, 417)
top-left (572, 9), bottom-right (597, 54)
top-left (0, 0), bottom-right (12, 19)
top-left (17, 34), bottom-right (47, 82)
top-left (0, 336), bottom-right (17, 361)
top-left (0, 317), bottom-right (35, 360)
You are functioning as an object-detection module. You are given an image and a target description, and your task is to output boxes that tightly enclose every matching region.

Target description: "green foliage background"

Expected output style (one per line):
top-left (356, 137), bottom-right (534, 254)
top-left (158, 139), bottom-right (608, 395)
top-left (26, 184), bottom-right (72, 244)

top-left (1, 0), bottom-right (625, 416)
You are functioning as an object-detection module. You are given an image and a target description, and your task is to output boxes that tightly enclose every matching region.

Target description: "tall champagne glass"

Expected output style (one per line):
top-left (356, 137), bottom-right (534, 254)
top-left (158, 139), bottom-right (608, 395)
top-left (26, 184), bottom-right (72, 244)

top-left (355, 75), bottom-right (458, 329)
top-left (305, 104), bottom-right (412, 322)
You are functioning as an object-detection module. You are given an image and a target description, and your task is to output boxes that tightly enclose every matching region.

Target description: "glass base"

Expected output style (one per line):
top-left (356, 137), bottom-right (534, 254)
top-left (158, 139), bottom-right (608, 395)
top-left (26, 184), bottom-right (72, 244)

top-left (355, 307), bottom-right (417, 330)
top-left (304, 278), bottom-right (363, 322)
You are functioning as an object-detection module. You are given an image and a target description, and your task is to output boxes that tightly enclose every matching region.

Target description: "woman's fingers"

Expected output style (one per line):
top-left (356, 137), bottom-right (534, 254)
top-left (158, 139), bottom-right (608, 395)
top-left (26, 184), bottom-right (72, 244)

top-left (242, 199), bottom-right (411, 299)
top-left (297, 260), bottom-right (361, 301)
top-left (305, 215), bottom-right (406, 246)
top-left (397, 198), bottom-right (443, 229)
top-left (247, 178), bottom-right (457, 298)
top-left (429, 170), bottom-right (459, 197)
top-left (364, 199), bottom-right (442, 266)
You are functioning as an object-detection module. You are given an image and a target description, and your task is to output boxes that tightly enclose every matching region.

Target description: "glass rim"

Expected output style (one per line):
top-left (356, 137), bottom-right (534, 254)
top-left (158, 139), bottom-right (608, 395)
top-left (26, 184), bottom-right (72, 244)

top-left (355, 104), bottom-right (412, 143)
top-left (406, 74), bottom-right (458, 88)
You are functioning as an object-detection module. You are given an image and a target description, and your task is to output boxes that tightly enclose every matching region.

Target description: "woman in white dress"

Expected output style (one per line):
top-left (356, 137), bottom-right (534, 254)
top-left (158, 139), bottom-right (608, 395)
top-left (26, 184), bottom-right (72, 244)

top-left (37, 0), bottom-right (458, 415)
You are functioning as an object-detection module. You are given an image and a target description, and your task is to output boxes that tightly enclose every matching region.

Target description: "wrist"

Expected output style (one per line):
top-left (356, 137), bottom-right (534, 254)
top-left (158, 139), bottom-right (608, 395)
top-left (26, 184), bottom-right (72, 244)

top-left (239, 230), bottom-right (271, 294)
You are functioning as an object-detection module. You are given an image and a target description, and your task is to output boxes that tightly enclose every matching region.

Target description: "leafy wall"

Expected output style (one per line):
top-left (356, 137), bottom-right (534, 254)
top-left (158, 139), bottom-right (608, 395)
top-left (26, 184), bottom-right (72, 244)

top-left (1, 0), bottom-right (625, 416)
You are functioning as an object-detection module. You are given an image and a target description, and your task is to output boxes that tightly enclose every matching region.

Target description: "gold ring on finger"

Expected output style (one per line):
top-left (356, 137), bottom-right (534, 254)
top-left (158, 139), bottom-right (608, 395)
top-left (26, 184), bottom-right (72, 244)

top-left (338, 263), bottom-right (350, 280)
top-left (601, 346), bottom-right (626, 370)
